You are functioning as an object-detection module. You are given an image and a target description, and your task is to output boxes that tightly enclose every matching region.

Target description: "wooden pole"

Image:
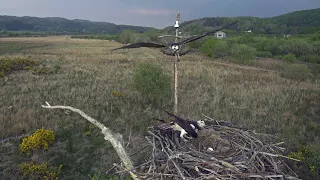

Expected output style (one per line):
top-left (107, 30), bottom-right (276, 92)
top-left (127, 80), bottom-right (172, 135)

top-left (173, 12), bottom-right (180, 114)
top-left (173, 54), bottom-right (178, 114)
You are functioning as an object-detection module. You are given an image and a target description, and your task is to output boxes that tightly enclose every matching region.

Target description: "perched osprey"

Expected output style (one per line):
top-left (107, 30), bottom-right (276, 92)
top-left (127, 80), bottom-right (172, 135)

top-left (188, 119), bottom-right (206, 132)
top-left (157, 107), bottom-right (205, 140)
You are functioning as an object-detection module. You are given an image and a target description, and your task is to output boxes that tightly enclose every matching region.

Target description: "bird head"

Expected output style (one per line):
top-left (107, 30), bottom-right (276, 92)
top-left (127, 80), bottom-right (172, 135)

top-left (197, 120), bottom-right (206, 128)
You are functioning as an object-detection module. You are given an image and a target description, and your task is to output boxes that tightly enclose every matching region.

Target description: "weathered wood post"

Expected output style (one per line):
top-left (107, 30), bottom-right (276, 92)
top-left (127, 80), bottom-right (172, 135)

top-left (173, 11), bottom-right (180, 114)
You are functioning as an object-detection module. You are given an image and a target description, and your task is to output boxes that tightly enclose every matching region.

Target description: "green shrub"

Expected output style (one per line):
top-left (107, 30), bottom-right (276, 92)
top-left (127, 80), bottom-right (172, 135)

top-left (89, 170), bottom-right (108, 180)
top-left (213, 40), bottom-right (237, 58)
top-left (299, 55), bottom-right (320, 64)
top-left (230, 44), bottom-right (257, 63)
top-left (200, 38), bottom-right (239, 59)
top-left (0, 57), bottom-right (39, 77)
top-left (201, 38), bottom-right (257, 63)
top-left (274, 55), bottom-right (283, 60)
top-left (306, 63), bottom-right (320, 77)
top-left (143, 30), bottom-right (162, 42)
top-left (282, 53), bottom-right (297, 63)
top-left (313, 41), bottom-right (320, 55)
top-left (19, 162), bottom-right (62, 180)
top-left (256, 51), bottom-right (273, 58)
top-left (89, 173), bottom-right (132, 180)
top-left (188, 37), bottom-right (208, 49)
top-left (132, 62), bottom-right (171, 103)
top-left (262, 39), bottom-right (279, 55)
top-left (311, 31), bottom-right (320, 42)
top-left (237, 34), bottom-right (255, 44)
top-left (289, 145), bottom-right (320, 180)
top-left (0, 57), bottom-right (60, 77)
top-left (200, 38), bottom-right (219, 57)
top-left (281, 64), bottom-right (312, 81)
top-left (119, 30), bottom-right (136, 44)
top-left (131, 34), bottom-right (151, 43)
top-left (278, 39), bottom-right (314, 57)
top-left (256, 38), bottom-right (285, 55)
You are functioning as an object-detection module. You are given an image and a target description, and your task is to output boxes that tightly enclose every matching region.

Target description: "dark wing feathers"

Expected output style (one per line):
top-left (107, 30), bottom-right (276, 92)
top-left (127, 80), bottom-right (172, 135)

top-left (187, 119), bottom-right (199, 129)
top-left (112, 42), bottom-right (167, 51)
top-left (111, 21), bottom-right (238, 55)
top-left (179, 20), bottom-right (238, 45)
top-left (159, 107), bottom-right (198, 138)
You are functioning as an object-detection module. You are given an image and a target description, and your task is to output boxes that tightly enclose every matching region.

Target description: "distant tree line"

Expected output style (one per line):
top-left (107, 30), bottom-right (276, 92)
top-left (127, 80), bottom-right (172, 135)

top-left (0, 16), bottom-right (154, 34)
top-left (0, 30), bottom-right (67, 37)
top-left (168, 8), bottom-right (320, 35)
top-left (70, 34), bottom-right (119, 41)
top-left (70, 29), bottom-right (162, 44)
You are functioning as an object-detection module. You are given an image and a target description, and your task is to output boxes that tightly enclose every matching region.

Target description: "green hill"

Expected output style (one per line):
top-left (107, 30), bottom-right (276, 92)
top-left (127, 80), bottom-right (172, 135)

top-left (165, 8), bottom-right (320, 35)
top-left (0, 16), bottom-right (154, 34)
top-left (0, 8), bottom-right (319, 35)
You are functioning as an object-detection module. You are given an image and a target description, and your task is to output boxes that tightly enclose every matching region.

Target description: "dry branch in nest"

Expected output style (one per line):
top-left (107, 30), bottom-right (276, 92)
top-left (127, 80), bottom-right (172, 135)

top-left (132, 116), bottom-right (301, 180)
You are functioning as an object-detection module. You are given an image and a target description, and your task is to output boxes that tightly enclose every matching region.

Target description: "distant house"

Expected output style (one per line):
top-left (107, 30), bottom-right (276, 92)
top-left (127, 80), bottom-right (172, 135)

top-left (214, 31), bottom-right (226, 39)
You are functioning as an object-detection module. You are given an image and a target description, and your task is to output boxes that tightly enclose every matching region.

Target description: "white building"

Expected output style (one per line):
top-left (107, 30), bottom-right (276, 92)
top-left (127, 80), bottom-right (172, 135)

top-left (214, 31), bottom-right (226, 39)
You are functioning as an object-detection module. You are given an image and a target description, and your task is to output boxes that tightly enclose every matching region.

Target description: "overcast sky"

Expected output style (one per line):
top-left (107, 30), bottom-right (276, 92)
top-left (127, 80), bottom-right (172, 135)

top-left (0, 0), bottom-right (319, 28)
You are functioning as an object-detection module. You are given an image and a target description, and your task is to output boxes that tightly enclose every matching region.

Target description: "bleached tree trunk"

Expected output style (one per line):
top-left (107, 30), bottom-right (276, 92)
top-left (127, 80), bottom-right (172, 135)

top-left (42, 102), bottom-right (139, 180)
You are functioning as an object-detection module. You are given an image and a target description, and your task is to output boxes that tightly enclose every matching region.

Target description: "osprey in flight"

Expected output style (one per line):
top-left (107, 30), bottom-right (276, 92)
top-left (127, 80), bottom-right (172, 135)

top-left (111, 20), bottom-right (238, 56)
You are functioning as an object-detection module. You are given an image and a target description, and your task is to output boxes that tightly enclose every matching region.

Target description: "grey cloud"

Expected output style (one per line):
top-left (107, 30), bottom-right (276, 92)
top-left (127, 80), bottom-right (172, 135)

top-left (0, 0), bottom-right (319, 28)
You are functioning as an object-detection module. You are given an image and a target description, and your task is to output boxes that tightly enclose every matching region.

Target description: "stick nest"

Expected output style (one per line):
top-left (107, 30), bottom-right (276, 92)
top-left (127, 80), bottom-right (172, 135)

top-left (132, 116), bottom-right (301, 180)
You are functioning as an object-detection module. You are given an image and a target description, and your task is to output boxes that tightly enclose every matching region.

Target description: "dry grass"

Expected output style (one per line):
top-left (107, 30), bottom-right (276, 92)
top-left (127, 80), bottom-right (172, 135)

top-left (0, 36), bottom-right (319, 178)
top-left (1, 35), bottom-right (319, 142)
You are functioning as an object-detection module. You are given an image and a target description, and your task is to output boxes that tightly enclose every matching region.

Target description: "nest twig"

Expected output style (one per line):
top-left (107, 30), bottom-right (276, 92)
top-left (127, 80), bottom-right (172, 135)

top-left (131, 116), bottom-right (301, 180)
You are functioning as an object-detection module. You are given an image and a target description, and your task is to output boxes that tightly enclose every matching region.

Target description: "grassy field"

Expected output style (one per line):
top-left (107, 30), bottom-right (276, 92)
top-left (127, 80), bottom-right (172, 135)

top-left (0, 36), bottom-right (319, 179)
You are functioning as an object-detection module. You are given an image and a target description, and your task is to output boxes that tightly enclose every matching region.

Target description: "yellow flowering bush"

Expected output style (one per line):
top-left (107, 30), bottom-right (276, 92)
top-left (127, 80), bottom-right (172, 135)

top-left (289, 145), bottom-right (320, 179)
top-left (19, 127), bottom-right (55, 155)
top-left (0, 57), bottom-right (39, 78)
top-left (19, 162), bottom-right (62, 180)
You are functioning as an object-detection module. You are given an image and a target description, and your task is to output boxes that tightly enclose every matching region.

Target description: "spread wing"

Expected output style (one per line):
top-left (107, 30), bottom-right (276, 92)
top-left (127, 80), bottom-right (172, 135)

top-left (111, 42), bottom-right (167, 51)
top-left (178, 20), bottom-right (239, 45)
top-left (159, 107), bottom-right (198, 138)
top-left (111, 20), bottom-right (238, 55)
